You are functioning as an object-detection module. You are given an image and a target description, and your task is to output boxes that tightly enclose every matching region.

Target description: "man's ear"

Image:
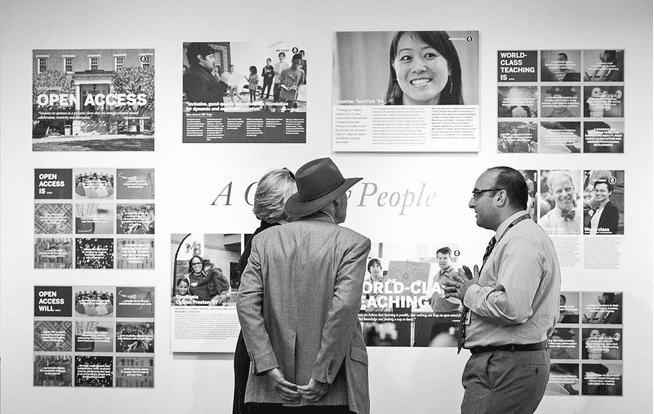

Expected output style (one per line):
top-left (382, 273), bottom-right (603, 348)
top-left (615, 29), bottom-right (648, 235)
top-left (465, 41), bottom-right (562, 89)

top-left (495, 189), bottom-right (508, 207)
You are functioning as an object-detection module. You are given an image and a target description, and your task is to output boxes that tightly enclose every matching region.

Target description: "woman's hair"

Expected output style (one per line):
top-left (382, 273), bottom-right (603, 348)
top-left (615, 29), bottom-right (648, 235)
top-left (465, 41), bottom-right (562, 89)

top-left (385, 31), bottom-right (463, 105)
top-left (176, 278), bottom-right (189, 287)
top-left (249, 65), bottom-right (257, 74)
top-left (593, 179), bottom-right (614, 194)
top-left (367, 258), bottom-right (382, 273)
top-left (253, 168), bottom-right (297, 223)
top-left (187, 254), bottom-right (204, 273)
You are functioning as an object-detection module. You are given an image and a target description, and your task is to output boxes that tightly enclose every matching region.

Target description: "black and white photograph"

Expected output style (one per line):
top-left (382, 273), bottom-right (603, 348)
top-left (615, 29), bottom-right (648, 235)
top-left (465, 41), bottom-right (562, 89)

top-left (75, 203), bottom-right (113, 234)
top-left (581, 291), bottom-right (623, 325)
top-left (582, 328), bottom-right (622, 361)
top-left (548, 327), bottom-right (580, 360)
top-left (332, 30), bottom-right (480, 152)
top-left (33, 168), bottom-right (155, 270)
top-left (116, 204), bottom-right (154, 235)
top-left (583, 50), bottom-right (624, 82)
top-left (34, 355), bottom-right (72, 386)
top-left (74, 287), bottom-right (115, 317)
top-left (559, 291), bottom-right (581, 324)
top-left (115, 357), bottom-right (154, 388)
top-left (171, 233), bottom-right (242, 352)
top-left (75, 238), bottom-right (114, 269)
top-left (182, 41), bottom-right (306, 143)
top-left (115, 169), bottom-right (155, 200)
top-left (583, 121), bottom-right (624, 153)
top-left (34, 237), bottom-right (73, 269)
top-left (538, 121), bottom-right (582, 154)
top-left (360, 242), bottom-right (464, 348)
top-left (497, 121), bottom-right (538, 153)
top-left (540, 50), bottom-right (581, 82)
top-left (3, 0), bottom-right (652, 412)
top-left (584, 86), bottom-right (624, 118)
top-left (540, 85), bottom-right (580, 118)
top-left (498, 85), bottom-right (538, 118)
top-left (34, 320), bottom-right (73, 352)
top-left (582, 171), bottom-right (624, 235)
top-left (74, 320), bottom-right (114, 352)
top-left (73, 169), bottom-right (115, 200)
top-left (34, 203), bottom-right (73, 234)
top-left (116, 322), bottom-right (154, 353)
top-left (582, 363), bottom-right (623, 396)
top-left (546, 363), bottom-right (580, 396)
top-left (538, 169), bottom-right (583, 235)
top-left (32, 49), bottom-right (154, 151)
top-left (75, 356), bottom-right (113, 387)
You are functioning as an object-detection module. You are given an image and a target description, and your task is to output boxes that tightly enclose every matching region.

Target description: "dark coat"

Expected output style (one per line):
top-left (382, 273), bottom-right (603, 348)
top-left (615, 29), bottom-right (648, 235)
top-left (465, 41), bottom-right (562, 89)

top-left (183, 64), bottom-right (227, 103)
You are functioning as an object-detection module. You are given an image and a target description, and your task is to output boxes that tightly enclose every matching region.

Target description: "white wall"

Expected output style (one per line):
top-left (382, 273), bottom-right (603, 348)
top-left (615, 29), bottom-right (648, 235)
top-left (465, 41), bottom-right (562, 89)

top-left (1, 0), bottom-right (651, 413)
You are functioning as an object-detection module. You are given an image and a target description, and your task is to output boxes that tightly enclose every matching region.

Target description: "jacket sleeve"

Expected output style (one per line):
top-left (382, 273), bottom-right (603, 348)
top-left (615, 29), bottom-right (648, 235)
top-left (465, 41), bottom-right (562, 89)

top-left (236, 239), bottom-right (279, 374)
top-left (312, 235), bottom-right (371, 384)
top-left (183, 72), bottom-right (208, 103)
top-left (604, 202), bottom-right (620, 234)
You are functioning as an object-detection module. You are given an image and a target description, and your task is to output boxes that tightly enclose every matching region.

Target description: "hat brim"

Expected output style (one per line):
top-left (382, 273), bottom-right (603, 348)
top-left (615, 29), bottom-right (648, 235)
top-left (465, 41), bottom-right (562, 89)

top-left (285, 177), bottom-right (362, 219)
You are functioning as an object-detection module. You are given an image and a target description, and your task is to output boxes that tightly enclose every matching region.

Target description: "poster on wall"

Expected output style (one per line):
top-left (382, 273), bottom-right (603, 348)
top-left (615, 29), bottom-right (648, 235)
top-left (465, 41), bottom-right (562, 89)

top-left (545, 291), bottom-right (623, 396)
top-left (170, 233), bottom-right (242, 353)
top-left (497, 49), bottom-right (624, 153)
top-left (32, 49), bottom-right (154, 151)
top-left (535, 169), bottom-right (624, 270)
top-left (332, 30), bottom-right (480, 153)
top-left (33, 285), bottom-right (155, 388)
top-left (182, 42), bottom-right (306, 143)
top-left (360, 242), bottom-right (464, 347)
top-left (34, 168), bottom-right (155, 269)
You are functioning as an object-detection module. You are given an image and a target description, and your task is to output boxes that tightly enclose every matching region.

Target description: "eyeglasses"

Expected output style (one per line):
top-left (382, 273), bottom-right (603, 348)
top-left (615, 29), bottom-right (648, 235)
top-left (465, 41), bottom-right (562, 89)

top-left (471, 188), bottom-right (501, 200)
top-left (283, 167), bottom-right (295, 180)
top-left (191, 262), bottom-right (203, 266)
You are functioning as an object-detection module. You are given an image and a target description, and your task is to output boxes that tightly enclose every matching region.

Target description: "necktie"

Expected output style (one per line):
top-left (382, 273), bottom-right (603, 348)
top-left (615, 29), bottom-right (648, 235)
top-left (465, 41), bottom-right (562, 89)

top-left (430, 271), bottom-right (447, 307)
top-left (562, 210), bottom-right (576, 220)
top-left (457, 236), bottom-right (496, 354)
top-left (482, 237), bottom-right (496, 264)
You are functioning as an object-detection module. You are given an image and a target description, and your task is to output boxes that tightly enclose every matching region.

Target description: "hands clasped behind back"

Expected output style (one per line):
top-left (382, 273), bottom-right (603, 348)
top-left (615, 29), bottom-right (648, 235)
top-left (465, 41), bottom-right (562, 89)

top-left (267, 368), bottom-right (328, 403)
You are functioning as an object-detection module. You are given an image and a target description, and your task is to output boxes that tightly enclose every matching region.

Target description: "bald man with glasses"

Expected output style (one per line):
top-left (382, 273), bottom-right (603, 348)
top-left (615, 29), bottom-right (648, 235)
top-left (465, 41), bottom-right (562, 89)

top-left (444, 166), bottom-right (561, 414)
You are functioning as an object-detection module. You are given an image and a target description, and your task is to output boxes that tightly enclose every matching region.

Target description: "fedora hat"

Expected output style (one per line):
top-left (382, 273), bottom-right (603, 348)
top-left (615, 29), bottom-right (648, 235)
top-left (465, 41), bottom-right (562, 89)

top-left (285, 158), bottom-right (361, 218)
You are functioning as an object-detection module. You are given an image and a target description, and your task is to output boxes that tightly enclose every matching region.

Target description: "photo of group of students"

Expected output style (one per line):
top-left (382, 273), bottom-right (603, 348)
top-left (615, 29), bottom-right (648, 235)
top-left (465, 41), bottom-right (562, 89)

top-left (182, 42), bottom-right (307, 112)
top-left (182, 42), bottom-right (308, 143)
top-left (497, 49), bottom-right (624, 154)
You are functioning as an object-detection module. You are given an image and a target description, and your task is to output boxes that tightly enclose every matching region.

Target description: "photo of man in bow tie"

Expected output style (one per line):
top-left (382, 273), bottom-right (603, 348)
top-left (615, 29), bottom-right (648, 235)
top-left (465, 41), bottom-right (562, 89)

top-left (538, 170), bottom-right (581, 235)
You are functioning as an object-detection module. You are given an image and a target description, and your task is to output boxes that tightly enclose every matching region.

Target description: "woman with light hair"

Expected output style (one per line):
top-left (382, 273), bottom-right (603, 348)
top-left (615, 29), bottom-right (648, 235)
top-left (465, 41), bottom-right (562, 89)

top-left (233, 167), bottom-right (297, 414)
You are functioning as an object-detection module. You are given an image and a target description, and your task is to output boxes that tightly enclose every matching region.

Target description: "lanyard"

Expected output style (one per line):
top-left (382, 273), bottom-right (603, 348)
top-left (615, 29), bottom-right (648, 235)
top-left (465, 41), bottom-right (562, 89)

top-left (480, 213), bottom-right (531, 272)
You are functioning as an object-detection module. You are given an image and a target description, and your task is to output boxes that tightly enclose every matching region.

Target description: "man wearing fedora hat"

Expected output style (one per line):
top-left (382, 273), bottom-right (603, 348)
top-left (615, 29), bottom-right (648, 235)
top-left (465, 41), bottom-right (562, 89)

top-left (237, 157), bottom-right (371, 414)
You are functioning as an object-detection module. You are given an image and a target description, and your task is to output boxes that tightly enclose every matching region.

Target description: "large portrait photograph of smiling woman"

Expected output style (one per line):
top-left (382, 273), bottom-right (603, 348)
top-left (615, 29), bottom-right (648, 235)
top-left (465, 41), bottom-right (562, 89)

top-left (332, 30), bottom-right (479, 153)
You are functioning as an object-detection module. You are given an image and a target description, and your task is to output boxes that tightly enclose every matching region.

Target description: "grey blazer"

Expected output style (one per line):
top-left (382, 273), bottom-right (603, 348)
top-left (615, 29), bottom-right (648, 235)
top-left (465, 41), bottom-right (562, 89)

top-left (237, 217), bottom-right (371, 414)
